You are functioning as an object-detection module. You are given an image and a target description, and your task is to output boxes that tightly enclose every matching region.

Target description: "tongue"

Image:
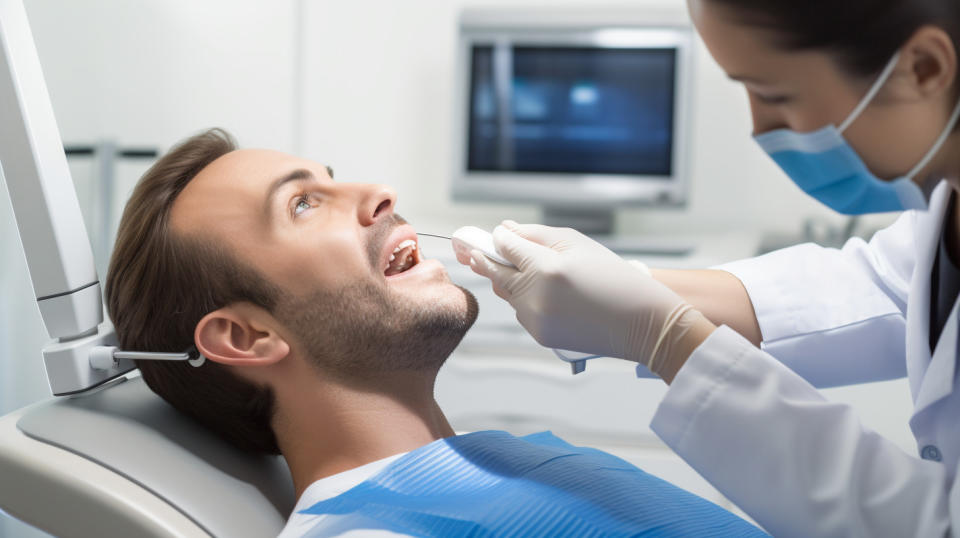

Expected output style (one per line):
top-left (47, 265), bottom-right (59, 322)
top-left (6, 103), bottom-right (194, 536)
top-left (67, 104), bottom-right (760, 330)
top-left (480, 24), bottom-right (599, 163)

top-left (385, 245), bottom-right (416, 276)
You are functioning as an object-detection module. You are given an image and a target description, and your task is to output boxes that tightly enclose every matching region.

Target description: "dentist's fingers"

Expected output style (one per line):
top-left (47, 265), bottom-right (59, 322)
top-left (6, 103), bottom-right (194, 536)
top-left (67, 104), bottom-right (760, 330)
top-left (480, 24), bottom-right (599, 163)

top-left (469, 249), bottom-right (518, 301)
top-left (492, 225), bottom-right (556, 271)
top-left (501, 220), bottom-right (572, 250)
top-left (454, 249), bottom-right (473, 266)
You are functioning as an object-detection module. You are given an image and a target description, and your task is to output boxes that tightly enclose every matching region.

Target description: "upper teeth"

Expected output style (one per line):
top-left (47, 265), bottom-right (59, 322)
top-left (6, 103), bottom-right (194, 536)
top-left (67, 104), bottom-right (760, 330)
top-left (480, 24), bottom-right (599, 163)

top-left (390, 239), bottom-right (416, 261)
top-left (394, 239), bottom-right (416, 252)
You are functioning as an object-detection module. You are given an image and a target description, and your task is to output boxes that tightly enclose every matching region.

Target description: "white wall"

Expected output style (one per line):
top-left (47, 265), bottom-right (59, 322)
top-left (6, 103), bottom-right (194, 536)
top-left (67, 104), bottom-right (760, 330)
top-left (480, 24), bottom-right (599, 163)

top-left (0, 1), bottom-right (298, 535)
top-left (297, 0), bottom-right (898, 237)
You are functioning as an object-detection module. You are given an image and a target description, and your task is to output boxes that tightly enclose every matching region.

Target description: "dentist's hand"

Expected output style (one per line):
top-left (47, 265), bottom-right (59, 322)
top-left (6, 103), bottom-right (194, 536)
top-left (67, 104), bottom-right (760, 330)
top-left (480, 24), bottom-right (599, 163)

top-left (464, 221), bottom-right (715, 381)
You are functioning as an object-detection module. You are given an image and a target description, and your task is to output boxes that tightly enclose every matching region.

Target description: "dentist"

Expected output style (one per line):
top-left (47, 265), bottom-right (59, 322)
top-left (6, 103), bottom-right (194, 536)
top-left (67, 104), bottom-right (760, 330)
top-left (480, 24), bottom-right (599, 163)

top-left (464, 0), bottom-right (960, 535)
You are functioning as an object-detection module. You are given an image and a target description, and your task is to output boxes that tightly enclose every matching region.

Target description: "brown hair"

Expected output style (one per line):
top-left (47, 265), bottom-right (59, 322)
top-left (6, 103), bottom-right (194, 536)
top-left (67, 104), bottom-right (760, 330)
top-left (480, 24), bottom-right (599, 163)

top-left (105, 128), bottom-right (284, 455)
top-left (707, 0), bottom-right (960, 78)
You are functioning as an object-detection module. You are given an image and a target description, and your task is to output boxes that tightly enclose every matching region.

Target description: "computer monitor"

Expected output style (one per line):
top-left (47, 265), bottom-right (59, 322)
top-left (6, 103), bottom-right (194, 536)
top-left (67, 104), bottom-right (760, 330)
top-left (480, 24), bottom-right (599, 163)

top-left (453, 17), bottom-right (693, 235)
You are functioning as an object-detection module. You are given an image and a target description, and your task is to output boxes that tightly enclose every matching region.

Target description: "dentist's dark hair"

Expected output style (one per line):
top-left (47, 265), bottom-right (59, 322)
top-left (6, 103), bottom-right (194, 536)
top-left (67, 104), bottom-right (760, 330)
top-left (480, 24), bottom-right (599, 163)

top-left (706, 0), bottom-right (960, 77)
top-left (105, 128), bottom-right (283, 455)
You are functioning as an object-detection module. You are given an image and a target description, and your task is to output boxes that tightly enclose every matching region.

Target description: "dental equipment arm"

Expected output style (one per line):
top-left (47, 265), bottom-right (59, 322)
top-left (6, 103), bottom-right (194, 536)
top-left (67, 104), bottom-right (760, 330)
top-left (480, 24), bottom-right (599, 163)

top-left (0, 0), bottom-right (133, 394)
top-left (0, 4), bottom-right (297, 535)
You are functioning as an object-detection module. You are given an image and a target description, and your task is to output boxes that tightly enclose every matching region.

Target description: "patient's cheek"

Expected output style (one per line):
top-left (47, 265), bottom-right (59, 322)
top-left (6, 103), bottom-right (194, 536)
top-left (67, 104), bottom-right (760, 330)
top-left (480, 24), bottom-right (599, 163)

top-left (281, 239), bottom-right (371, 292)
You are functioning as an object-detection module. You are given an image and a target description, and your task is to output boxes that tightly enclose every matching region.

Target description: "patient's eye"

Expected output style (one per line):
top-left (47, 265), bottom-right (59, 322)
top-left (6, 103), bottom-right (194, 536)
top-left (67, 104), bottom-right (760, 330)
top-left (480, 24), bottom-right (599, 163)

top-left (293, 194), bottom-right (312, 217)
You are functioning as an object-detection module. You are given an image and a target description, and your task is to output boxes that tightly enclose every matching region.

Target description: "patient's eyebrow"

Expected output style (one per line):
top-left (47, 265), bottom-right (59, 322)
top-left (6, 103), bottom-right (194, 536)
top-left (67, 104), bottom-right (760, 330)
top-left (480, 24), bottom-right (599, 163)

top-left (263, 168), bottom-right (315, 221)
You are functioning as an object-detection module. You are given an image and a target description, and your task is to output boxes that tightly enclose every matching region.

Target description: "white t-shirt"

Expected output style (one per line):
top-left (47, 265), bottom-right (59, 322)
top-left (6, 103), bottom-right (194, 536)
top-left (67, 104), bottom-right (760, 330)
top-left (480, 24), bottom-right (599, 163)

top-left (276, 452), bottom-right (412, 538)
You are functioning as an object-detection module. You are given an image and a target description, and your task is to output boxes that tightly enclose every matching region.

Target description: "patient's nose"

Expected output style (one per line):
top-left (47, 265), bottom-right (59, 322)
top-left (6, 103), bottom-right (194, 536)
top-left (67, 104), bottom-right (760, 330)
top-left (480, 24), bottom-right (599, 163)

top-left (357, 184), bottom-right (397, 226)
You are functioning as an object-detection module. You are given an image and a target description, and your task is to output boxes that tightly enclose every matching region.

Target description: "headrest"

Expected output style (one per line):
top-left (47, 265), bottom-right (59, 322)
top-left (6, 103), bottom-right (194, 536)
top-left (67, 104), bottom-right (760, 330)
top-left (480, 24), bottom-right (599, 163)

top-left (17, 375), bottom-right (295, 537)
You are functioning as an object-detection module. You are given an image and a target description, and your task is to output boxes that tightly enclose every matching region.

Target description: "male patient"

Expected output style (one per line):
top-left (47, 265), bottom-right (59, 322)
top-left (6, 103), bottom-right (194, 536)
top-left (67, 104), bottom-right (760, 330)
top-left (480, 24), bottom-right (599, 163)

top-left (105, 129), bottom-right (764, 537)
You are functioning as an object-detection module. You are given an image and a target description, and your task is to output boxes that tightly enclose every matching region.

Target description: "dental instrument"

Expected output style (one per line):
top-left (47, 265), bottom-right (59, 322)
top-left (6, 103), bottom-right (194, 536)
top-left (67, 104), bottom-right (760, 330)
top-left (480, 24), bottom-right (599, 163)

top-left (451, 226), bottom-right (516, 267)
top-left (420, 226), bottom-right (516, 268)
top-left (414, 232), bottom-right (453, 240)
top-left (421, 227), bottom-right (603, 375)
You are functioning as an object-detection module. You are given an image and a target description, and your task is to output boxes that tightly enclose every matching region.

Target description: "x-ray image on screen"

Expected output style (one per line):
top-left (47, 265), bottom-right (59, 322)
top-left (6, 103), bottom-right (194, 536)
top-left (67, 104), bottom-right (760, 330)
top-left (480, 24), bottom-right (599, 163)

top-left (468, 46), bottom-right (676, 177)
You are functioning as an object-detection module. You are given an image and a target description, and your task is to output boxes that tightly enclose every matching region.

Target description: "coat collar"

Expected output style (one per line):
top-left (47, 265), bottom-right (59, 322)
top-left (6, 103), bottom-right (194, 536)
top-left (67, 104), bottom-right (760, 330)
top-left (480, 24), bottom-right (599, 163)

top-left (907, 181), bottom-right (957, 414)
top-left (915, 302), bottom-right (960, 412)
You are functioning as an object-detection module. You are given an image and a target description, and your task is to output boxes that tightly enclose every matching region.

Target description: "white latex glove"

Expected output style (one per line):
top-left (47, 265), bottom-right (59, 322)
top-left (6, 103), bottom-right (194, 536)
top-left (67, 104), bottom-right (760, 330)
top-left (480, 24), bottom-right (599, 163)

top-left (462, 221), bottom-right (711, 377)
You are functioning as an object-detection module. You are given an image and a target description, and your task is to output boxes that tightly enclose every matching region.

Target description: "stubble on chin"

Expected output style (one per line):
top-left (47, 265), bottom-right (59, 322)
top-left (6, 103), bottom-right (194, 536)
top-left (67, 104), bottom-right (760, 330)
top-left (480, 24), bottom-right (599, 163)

top-left (274, 279), bottom-right (478, 382)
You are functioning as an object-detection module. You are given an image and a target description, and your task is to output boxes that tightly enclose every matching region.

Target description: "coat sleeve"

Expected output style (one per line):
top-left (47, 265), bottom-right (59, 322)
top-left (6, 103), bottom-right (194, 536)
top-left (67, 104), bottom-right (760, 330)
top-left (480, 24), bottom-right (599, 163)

top-left (714, 210), bottom-right (919, 387)
top-left (651, 326), bottom-right (954, 538)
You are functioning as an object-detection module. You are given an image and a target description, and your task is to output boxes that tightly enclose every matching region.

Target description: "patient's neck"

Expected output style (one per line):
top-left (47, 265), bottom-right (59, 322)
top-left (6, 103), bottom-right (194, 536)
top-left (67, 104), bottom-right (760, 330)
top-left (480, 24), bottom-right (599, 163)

top-left (273, 365), bottom-right (454, 500)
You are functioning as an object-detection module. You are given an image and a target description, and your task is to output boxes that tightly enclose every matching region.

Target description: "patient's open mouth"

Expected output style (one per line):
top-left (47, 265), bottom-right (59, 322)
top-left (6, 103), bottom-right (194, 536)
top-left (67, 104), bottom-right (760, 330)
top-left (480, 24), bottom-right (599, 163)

top-left (384, 239), bottom-right (421, 276)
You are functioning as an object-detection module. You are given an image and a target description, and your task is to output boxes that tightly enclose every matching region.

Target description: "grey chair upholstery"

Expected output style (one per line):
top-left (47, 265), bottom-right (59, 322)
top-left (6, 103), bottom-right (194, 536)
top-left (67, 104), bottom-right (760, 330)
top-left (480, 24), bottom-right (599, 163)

top-left (0, 375), bottom-right (295, 537)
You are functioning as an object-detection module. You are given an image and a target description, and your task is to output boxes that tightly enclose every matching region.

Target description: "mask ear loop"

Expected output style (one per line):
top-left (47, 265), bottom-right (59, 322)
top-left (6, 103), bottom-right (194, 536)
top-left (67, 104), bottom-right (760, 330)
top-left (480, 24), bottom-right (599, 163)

top-left (906, 95), bottom-right (960, 180)
top-left (838, 52), bottom-right (902, 134)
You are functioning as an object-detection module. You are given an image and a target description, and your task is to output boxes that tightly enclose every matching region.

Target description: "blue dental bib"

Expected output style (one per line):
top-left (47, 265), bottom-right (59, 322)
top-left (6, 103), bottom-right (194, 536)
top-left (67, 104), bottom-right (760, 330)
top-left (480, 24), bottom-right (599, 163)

top-left (302, 430), bottom-right (767, 537)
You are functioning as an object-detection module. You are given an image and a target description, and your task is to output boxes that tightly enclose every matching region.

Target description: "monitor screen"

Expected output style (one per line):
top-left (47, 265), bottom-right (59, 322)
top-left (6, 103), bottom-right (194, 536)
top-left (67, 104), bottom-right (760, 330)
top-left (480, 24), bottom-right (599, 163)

top-left (467, 45), bottom-right (676, 177)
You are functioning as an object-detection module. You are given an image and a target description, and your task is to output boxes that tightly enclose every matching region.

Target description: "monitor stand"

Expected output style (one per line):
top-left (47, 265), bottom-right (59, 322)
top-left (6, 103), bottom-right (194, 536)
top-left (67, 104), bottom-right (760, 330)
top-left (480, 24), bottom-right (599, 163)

top-left (542, 206), bottom-right (694, 257)
top-left (542, 206), bottom-right (615, 236)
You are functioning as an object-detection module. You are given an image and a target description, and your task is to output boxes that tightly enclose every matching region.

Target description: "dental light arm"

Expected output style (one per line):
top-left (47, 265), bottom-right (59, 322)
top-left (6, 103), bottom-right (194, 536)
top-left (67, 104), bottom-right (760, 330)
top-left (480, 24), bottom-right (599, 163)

top-left (0, 0), bottom-right (134, 394)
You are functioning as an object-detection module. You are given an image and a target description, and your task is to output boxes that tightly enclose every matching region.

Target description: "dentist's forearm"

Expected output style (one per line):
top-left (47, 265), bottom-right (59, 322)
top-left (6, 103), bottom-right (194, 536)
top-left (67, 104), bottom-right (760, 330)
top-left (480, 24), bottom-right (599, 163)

top-left (650, 269), bottom-right (762, 347)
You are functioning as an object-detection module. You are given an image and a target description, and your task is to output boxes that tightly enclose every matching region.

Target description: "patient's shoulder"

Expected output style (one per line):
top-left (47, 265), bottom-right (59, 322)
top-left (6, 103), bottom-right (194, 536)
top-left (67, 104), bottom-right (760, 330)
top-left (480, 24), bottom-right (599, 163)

top-left (279, 453), bottom-right (407, 538)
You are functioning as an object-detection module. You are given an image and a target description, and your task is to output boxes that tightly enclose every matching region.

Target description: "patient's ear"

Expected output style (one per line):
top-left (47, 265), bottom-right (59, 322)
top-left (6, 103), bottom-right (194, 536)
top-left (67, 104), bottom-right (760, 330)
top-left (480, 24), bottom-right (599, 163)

top-left (194, 303), bottom-right (290, 367)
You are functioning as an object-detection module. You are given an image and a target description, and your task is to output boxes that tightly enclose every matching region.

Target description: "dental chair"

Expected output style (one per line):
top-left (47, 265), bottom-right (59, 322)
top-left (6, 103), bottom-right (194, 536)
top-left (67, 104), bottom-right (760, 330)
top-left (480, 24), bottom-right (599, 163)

top-left (0, 376), bottom-right (295, 537)
top-left (0, 1), bottom-right (295, 535)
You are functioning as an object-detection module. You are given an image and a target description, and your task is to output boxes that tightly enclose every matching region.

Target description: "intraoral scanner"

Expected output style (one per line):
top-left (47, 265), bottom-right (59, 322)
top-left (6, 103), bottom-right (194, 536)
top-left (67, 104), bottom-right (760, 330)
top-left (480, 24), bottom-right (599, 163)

top-left (424, 228), bottom-right (604, 375)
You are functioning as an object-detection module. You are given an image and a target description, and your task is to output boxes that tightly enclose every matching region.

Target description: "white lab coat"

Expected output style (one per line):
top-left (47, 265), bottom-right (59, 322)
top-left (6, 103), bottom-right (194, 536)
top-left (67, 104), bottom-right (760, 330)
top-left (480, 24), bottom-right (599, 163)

top-left (650, 181), bottom-right (960, 537)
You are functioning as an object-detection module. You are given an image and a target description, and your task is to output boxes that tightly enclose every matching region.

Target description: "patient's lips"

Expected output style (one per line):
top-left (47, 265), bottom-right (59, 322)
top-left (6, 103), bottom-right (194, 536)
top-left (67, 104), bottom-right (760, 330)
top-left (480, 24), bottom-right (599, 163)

top-left (379, 223), bottom-right (445, 282)
top-left (379, 224), bottom-right (418, 274)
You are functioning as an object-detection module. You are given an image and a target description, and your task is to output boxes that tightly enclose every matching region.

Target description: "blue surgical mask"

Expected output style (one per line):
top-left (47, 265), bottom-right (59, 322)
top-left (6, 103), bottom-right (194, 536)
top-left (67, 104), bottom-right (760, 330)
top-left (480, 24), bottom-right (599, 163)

top-left (754, 52), bottom-right (960, 215)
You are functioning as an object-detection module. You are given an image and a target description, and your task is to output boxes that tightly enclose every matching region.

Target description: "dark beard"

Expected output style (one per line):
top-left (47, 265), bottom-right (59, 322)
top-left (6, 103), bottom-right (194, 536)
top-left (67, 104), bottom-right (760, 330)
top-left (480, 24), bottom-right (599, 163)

top-left (274, 278), bottom-right (478, 382)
